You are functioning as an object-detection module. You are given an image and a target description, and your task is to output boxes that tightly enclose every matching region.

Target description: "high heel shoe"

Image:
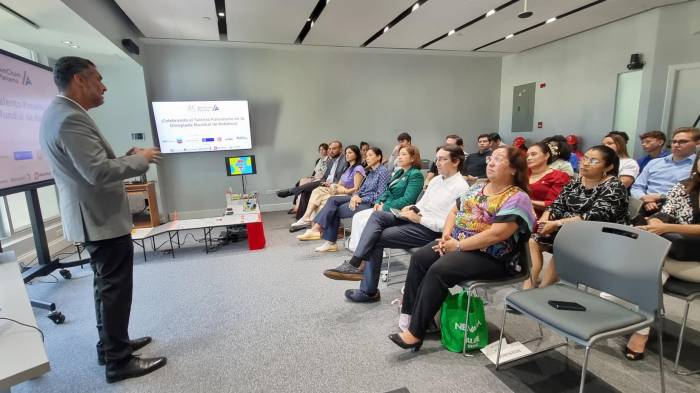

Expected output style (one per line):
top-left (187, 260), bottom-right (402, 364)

top-left (623, 346), bottom-right (645, 361)
top-left (388, 333), bottom-right (423, 352)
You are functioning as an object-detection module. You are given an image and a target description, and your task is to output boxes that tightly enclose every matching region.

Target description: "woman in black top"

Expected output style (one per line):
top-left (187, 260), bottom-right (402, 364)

top-left (525, 145), bottom-right (629, 289)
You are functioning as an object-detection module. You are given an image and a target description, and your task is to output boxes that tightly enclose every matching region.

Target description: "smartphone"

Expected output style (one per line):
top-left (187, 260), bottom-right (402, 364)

top-left (548, 300), bottom-right (586, 312)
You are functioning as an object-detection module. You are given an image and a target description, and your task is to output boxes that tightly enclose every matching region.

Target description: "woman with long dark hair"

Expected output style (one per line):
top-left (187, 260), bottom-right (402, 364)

top-left (390, 146), bottom-right (536, 351)
top-left (602, 132), bottom-right (639, 188)
top-left (527, 142), bottom-right (570, 217)
top-left (625, 152), bottom-right (700, 360)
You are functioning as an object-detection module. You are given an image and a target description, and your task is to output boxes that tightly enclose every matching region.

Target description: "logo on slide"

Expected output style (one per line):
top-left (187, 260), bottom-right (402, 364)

top-left (22, 71), bottom-right (32, 86)
top-left (212, 104), bottom-right (219, 111)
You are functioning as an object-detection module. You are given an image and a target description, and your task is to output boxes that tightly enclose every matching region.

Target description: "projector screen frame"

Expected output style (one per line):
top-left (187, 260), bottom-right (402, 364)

top-left (0, 47), bottom-right (55, 197)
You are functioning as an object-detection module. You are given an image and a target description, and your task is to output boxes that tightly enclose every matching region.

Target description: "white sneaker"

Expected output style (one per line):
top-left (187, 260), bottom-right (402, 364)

top-left (314, 241), bottom-right (338, 252)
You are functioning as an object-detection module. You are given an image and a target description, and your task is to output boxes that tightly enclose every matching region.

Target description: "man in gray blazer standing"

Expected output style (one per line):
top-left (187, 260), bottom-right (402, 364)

top-left (39, 57), bottom-right (166, 383)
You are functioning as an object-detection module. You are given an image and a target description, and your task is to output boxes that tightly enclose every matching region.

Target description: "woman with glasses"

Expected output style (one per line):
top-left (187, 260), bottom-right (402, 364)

top-left (525, 145), bottom-right (628, 289)
top-left (390, 146), bottom-right (536, 351)
top-left (602, 132), bottom-right (639, 189)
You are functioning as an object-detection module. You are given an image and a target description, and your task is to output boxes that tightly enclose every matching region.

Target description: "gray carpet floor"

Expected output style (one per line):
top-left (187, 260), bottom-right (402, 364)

top-left (14, 212), bottom-right (700, 393)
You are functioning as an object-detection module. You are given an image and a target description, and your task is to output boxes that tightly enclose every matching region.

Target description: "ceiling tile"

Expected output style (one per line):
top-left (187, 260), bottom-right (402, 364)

top-left (115, 0), bottom-right (219, 40)
top-left (225, 0), bottom-right (317, 43)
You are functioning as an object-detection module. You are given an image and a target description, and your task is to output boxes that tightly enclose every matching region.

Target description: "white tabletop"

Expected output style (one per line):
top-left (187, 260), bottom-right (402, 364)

top-left (0, 252), bottom-right (50, 390)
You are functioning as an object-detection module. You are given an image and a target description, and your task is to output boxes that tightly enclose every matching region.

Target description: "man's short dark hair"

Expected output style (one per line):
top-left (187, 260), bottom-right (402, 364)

top-left (477, 133), bottom-right (490, 141)
top-left (639, 130), bottom-right (666, 142)
top-left (397, 132), bottom-right (411, 142)
top-left (446, 134), bottom-right (464, 147)
top-left (673, 127), bottom-right (700, 141)
top-left (488, 132), bottom-right (501, 142)
top-left (53, 56), bottom-right (95, 91)
top-left (360, 141), bottom-right (369, 148)
top-left (319, 143), bottom-right (329, 150)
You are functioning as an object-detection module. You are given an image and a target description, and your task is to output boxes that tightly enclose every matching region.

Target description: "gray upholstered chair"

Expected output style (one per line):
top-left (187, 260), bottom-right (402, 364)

top-left (496, 221), bottom-right (671, 393)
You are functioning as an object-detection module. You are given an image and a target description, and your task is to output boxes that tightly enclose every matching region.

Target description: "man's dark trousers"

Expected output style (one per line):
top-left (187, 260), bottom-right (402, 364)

top-left (86, 234), bottom-right (135, 363)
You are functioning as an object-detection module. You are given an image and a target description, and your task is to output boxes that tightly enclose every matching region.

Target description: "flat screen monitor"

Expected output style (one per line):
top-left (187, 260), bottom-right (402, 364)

top-left (0, 48), bottom-right (55, 196)
top-left (152, 100), bottom-right (252, 154)
top-left (225, 155), bottom-right (256, 176)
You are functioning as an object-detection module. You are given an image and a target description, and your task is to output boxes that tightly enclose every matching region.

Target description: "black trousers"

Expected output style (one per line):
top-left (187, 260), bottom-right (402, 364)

top-left (401, 241), bottom-right (509, 339)
top-left (86, 234), bottom-right (135, 363)
top-left (292, 180), bottom-right (322, 219)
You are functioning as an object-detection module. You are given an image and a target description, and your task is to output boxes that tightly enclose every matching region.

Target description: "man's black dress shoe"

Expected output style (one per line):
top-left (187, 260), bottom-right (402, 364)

top-left (98, 336), bottom-right (153, 366)
top-left (106, 355), bottom-right (167, 383)
top-left (388, 333), bottom-right (423, 352)
top-left (276, 189), bottom-right (293, 198)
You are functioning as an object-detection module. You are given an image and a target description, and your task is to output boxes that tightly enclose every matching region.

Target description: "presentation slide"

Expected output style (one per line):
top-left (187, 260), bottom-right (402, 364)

top-left (226, 156), bottom-right (256, 176)
top-left (152, 100), bottom-right (252, 154)
top-left (0, 50), bottom-right (54, 193)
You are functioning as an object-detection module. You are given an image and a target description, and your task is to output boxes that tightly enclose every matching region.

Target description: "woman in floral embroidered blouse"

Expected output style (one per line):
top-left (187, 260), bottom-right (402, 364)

top-left (525, 145), bottom-right (629, 289)
top-left (390, 146), bottom-right (536, 351)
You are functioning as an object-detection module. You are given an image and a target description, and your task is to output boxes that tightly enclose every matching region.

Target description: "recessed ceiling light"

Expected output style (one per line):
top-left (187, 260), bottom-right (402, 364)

top-left (411, 3), bottom-right (420, 12)
top-left (218, 12), bottom-right (225, 17)
top-left (546, 17), bottom-right (557, 24)
top-left (383, 26), bottom-right (389, 33)
top-left (486, 9), bottom-right (496, 17)
top-left (505, 34), bottom-right (514, 39)
top-left (62, 40), bottom-right (72, 44)
top-left (310, 21), bottom-right (314, 28)
top-left (447, 29), bottom-right (455, 36)
top-left (69, 44), bottom-right (79, 48)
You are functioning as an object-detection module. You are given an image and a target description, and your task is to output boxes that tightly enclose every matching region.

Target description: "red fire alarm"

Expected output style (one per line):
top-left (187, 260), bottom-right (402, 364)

top-left (537, 121), bottom-right (543, 128)
top-left (539, 83), bottom-right (546, 88)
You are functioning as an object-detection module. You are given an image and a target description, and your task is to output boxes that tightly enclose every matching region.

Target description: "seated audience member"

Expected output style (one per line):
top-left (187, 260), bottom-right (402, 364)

top-left (296, 147), bottom-right (390, 250)
top-left (608, 130), bottom-right (630, 144)
top-left (526, 142), bottom-right (570, 217)
top-left (463, 134), bottom-right (492, 184)
top-left (602, 132), bottom-right (640, 188)
top-left (542, 136), bottom-right (575, 176)
top-left (390, 146), bottom-right (536, 350)
top-left (426, 134), bottom-right (464, 184)
top-left (525, 145), bottom-right (628, 289)
top-left (277, 141), bottom-right (348, 220)
top-left (291, 145), bottom-right (364, 230)
top-left (323, 145), bottom-right (467, 303)
top-left (289, 143), bottom-right (330, 215)
top-left (347, 146), bottom-right (425, 251)
top-left (631, 127), bottom-right (699, 216)
top-left (359, 141), bottom-right (369, 166)
top-left (387, 132), bottom-right (412, 172)
top-left (625, 152), bottom-right (700, 360)
top-left (637, 130), bottom-right (669, 172)
top-left (488, 132), bottom-right (507, 151)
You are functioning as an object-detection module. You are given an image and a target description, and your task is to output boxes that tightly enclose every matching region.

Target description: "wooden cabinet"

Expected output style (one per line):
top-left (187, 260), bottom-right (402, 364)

top-left (126, 182), bottom-right (160, 228)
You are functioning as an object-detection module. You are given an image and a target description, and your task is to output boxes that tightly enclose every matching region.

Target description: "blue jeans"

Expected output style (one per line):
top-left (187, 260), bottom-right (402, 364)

top-left (353, 211), bottom-right (440, 295)
top-left (313, 196), bottom-right (370, 242)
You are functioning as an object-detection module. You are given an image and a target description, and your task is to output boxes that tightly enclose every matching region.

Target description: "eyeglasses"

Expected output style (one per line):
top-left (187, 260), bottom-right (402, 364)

top-left (671, 139), bottom-right (692, 145)
top-left (581, 156), bottom-right (602, 165)
top-left (485, 155), bottom-right (505, 164)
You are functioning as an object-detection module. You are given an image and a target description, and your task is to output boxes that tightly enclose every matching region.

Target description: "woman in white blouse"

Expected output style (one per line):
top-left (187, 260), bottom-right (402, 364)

top-left (602, 133), bottom-right (639, 188)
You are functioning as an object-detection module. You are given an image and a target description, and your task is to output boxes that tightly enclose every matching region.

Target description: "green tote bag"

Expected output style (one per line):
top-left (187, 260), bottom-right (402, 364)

top-left (440, 291), bottom-right (488, 352)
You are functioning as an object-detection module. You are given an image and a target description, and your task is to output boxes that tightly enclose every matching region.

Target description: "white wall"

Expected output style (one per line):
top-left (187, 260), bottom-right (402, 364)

top-left (498, 1), bottom-right (700, 156)
top-left (142, 44), bottom-right (502, 217)
top-left (498, 8), bottom-right (660, 153)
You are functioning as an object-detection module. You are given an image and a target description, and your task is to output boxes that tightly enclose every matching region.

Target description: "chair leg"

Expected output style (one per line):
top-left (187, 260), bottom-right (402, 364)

top-left (386, 250), bottom-right (392, 284)
top-left (462, 289), bottom-right (473, 357)
top-left (579, 346), bottom-right (590, 393)
top-left (495, 304), bottom-right (508, 370)
top-left (657, 317), bottom-right (666, 393)
top-left (673, 301), bottom-right (690, 374)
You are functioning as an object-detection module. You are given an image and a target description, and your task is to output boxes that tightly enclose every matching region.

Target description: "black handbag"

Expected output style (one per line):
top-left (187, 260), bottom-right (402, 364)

top-left (662, 233), bottom-right (700, 261)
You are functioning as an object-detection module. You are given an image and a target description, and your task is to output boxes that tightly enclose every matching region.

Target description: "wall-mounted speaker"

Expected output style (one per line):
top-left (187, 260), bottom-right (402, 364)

top-left (627, 53), bottom-right (644, 70)
top-left (121, 39), bottom-right (140, 55)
